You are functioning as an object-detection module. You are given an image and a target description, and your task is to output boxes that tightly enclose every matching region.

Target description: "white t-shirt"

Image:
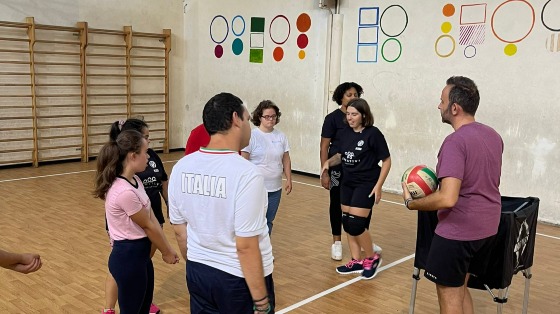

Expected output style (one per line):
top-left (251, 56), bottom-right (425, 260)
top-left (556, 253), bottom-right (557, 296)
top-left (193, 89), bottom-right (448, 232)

top-left (241, 128), bottom-right (290, 192)
top-left (168, 148), bottom-right (273, 278)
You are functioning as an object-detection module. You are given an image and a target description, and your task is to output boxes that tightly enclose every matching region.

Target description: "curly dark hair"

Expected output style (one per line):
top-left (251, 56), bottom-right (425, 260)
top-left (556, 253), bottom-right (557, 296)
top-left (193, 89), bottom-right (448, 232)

top-left (250, 100), bottom-right (281, 127)
top-left (446, 76), bottom-right (480, 115)
top-left (332, 82), bottom-right (364, 105)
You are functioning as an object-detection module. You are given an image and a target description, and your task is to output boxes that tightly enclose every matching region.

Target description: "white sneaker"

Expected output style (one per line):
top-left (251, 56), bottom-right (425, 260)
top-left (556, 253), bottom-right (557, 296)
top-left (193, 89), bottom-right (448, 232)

top-left (362, 243), bottom-right (383, 254)
top-left (331, 241), bottom-right (342, 260)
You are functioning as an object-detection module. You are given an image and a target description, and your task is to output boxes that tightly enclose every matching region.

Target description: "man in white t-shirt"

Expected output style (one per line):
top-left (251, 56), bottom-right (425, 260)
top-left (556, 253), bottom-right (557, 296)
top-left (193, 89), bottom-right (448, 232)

top-left (169, 92), bottom-right (274, 313)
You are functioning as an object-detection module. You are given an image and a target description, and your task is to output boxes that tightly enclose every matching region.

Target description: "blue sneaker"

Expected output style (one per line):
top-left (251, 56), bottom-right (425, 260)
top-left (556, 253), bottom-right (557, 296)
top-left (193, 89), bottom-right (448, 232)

top-left (361, 254), bottom-right (382, 280)
top-left (336, 258), bottom-right (363, 274)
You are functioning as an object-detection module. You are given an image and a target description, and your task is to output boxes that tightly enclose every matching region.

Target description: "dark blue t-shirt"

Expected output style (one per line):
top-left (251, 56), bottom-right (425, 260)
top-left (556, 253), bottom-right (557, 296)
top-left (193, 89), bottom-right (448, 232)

top-left (338, 126), bottom-right (390, 186)
top-left (136, 148), bottom-right (168, 224)
top-left (321, 109), bottom-right (347, 158)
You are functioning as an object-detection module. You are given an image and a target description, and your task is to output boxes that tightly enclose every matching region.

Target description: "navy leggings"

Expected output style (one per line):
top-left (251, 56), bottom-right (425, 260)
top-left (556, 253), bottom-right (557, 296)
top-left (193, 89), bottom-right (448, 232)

top-left (109, 237), bottom-right (153, 314)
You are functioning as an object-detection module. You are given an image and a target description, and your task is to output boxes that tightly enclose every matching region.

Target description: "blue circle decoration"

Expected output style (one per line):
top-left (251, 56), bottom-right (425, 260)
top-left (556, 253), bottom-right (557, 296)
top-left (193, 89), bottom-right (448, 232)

top-left (210, 15), bottom-right (229, 44)
top-left (232, 38), bottom-right (244, 55)
top-left (232, 15), bottom-right (246, 36)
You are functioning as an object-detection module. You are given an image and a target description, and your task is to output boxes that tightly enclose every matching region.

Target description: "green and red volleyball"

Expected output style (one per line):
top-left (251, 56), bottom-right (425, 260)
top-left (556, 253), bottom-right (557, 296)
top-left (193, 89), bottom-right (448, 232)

top-left (402, 165), bottom-right (438, 199)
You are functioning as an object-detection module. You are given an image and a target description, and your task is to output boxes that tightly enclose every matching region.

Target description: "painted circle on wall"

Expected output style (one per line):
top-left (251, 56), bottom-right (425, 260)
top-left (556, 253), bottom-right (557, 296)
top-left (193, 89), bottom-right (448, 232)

top-left (210, 15), bottom-right (229, 44)
top-left (442, 4), bottom-right (456, 17)
top-left (215, 45), bottom-right (224, 58)
top-left (296, 13), bottom-right (311, 32)
top-left (381, 38), bottom-right (402, 62)
top-left (297, 34), bottom-right (309, 49)
top-left (232, 15), bottom-right (246, 36)
top-left (270, 15), bottom-right (291, 45)
top-left (298, 50), bottom-right (306, 59)
top-left (441, 22), bottom-right (452, 33)
top-left (273, 47), bottom-right (284, 62)
top-left (380, 5), bottom-right (409, 37)
top-left (435, 34), bottom-right (456, 58)
top-left (504, 43), bottom-right (518, 56)
top-left (491, 0), bottom-right (535, 43)
top-left (541, 0), bottom-right (560, 32)
top-left (232, 38), bottom-right (243, 55)
top-left (464, 45), bottom-right (476, 58)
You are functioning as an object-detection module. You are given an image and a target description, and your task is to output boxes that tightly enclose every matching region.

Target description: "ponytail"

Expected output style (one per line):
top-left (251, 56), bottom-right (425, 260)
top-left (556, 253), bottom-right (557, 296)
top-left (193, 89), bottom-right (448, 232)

top-left (93, 129), bottom-right (145, 199)
top-left (109, 118), bottom-right (148, 142)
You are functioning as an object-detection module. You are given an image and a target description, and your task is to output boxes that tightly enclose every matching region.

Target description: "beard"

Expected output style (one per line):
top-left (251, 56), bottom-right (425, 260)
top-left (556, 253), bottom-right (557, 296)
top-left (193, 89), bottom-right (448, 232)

top-left (441, 104), bottom-right (452, 124)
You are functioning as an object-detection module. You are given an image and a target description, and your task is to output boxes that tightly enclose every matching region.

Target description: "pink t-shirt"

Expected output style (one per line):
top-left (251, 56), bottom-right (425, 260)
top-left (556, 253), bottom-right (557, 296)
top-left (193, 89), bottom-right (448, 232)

top-left (106, 176), bottom-right (151, 241)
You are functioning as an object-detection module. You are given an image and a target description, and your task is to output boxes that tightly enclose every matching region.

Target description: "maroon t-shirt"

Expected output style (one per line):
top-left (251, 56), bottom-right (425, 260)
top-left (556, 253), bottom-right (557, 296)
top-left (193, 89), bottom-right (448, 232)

top-left (435, 122), bottom-right (503, 241)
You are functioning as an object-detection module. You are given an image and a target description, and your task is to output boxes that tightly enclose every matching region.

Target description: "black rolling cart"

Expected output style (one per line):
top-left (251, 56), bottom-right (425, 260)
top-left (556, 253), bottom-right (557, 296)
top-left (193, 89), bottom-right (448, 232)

top-left (408, 196), bottom-right (539, 314)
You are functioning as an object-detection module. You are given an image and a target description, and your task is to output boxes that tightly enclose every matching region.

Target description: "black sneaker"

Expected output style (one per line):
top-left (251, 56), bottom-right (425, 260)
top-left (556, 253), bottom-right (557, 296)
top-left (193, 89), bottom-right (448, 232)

top-left (336, 258), bottom-right (363, 274)
top-left (361, 254), bottom-right (382, 280)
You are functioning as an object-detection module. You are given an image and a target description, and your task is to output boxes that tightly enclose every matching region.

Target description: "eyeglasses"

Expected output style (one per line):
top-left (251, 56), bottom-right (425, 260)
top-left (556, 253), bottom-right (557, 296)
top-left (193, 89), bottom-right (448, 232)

top-left (261, 115), bottom-right (277, 120)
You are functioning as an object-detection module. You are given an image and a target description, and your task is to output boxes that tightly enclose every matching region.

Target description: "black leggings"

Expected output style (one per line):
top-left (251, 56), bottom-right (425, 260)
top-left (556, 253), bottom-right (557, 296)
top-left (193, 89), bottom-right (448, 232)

top-left (329, 168), bottom-right (372, 236)
top-left (109, 237), bottom-right (153, 314)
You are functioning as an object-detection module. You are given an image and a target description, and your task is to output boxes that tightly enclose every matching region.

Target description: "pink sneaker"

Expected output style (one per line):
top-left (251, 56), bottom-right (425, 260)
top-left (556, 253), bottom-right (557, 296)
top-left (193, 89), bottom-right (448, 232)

top-left (102, 310), bottom-right (116, 314)
top-left (149, 303), bottom-right (161, 314)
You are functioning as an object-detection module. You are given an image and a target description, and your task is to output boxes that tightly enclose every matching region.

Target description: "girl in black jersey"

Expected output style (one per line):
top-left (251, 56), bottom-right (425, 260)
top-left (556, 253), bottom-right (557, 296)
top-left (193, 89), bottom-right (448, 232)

top-left (102, 118), bottom-right (168, 314)
top-left (321, 98), bottom-right (391, 279)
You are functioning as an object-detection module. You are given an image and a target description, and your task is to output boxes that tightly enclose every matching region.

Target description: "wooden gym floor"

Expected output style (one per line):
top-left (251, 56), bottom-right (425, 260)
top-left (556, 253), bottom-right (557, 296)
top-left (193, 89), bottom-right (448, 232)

top-left (1, 151), bottom-right (559, 313)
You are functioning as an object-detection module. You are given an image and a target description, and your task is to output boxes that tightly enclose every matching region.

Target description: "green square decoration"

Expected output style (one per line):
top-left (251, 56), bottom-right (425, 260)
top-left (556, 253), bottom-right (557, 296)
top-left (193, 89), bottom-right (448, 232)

top-left (249, 49), bottom-right (263, 63)
top-left (251, 17), bottom-right (265, 32)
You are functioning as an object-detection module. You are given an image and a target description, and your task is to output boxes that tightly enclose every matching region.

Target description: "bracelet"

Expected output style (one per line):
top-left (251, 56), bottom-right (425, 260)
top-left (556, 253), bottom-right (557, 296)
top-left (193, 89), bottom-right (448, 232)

top-left (253, 295), bottom-right (268, 302)
top-left (253, 303), bottom-right (271, 313)
top-left (405, 198), bottom-right (413, 209)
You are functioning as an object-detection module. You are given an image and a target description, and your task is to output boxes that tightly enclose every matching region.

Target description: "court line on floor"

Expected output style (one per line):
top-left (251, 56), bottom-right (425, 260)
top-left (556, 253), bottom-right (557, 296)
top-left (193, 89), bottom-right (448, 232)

top-left (0, 160), bottom-right (179, 184)
top-left (277, 253), bottom-right (415, 313)
top-left (2, 170), bottom-right (558, 242)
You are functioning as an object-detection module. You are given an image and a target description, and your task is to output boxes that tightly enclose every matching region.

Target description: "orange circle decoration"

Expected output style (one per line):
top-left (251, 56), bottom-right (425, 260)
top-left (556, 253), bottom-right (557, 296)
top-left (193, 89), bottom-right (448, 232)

top-left (298, 50), bottom-right (306, 59)
top-left (273, 47), bottom-right (284, 62)
top-left (491, 0), bottom-right (535, 43)
top-left (442, 4), bottom-right (455, 17)
top-left (296, 13), bottom-right (311, 32)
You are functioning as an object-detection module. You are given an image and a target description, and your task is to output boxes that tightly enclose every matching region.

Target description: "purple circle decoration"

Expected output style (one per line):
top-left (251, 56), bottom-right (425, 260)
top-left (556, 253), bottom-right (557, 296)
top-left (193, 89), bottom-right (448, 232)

top-left (214, 45), bottom-right (224, 58)
top-left (464, 45), bottom-right (476, 58)
top-left (269, 15), bottom-right (291, 45)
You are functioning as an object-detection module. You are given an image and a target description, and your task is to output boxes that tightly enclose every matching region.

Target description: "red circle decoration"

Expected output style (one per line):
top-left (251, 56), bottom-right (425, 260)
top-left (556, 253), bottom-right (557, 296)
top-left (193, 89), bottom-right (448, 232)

top-left (297, 34), bottom-right (309, 49)
top-left (214, 45), bottom-right (224, 58)
top-left (491, 0), bottom-right (535, 43)
top-left (296, 13), bottom-right (311, 32)
top-left (273, 47), bottom-right (284, 62)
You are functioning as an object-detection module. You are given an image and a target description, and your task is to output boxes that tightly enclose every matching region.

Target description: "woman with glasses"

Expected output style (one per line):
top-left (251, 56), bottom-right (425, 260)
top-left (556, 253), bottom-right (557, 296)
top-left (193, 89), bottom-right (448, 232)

top-left (242, 100), bottom-right (292, 236)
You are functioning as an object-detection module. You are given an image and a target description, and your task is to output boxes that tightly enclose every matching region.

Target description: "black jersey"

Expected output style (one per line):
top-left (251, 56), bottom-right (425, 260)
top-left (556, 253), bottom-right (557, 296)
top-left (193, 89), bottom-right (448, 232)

top-left (338, 126), bottom-right (390, 185)
top-left (137, 148), bottom-right (168, 224)
top-left (321, 109), bottom-right (348, 158)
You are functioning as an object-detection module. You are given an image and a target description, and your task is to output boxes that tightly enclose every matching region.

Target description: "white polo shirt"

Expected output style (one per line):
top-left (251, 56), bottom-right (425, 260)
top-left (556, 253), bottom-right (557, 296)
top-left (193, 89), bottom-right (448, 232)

top-left (168, 148), bottom-right (273, 277)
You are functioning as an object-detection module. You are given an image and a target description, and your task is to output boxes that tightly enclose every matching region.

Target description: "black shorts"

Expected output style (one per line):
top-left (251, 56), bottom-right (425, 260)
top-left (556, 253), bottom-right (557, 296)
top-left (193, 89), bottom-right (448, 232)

top-left (424, 234), bottom-right (496, 287)
top-left (340, 182), bottom-right (375, 209)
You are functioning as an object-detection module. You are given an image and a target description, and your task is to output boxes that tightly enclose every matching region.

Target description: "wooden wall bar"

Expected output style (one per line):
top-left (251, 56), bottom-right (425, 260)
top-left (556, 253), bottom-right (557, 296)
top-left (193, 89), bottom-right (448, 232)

top-left (0, 17), bottom-right (171, 166)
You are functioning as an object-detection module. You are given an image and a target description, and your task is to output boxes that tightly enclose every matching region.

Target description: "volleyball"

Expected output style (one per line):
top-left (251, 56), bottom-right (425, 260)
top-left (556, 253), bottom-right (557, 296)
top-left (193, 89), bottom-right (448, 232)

top-left (402, 165), bottom-right (438, 199)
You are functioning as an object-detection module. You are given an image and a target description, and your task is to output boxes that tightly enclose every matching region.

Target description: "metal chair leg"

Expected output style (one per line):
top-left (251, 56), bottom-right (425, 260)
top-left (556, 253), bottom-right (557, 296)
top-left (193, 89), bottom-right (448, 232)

top-left (409, 267), bottom-right (421, 314)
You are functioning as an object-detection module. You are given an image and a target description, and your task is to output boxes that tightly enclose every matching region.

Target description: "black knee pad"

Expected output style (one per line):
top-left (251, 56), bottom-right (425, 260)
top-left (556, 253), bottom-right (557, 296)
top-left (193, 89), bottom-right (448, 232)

top-left (343, 215), bottom-right (368, 236)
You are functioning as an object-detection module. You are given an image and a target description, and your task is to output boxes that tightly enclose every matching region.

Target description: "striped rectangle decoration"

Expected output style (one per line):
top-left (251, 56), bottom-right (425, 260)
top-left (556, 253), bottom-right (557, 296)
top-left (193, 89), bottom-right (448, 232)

top-left (459, 24), bottom-right (485, 45)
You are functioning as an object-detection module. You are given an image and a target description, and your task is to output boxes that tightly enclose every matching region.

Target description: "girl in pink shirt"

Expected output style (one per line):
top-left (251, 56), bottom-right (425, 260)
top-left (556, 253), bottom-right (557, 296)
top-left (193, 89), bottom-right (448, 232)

top-left (94, 129), bottom-right (179, 314)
